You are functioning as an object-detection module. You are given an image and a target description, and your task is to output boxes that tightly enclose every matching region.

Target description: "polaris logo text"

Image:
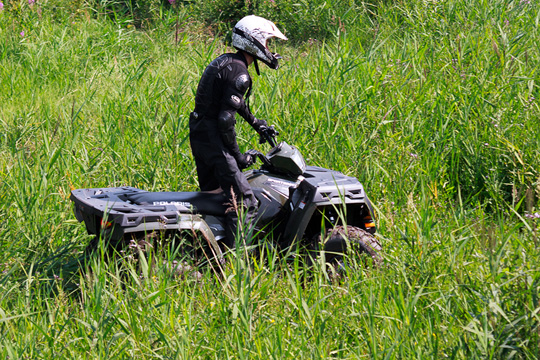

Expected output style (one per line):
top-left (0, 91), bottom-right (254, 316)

top-left (153, 201), bottom-right (193, 209)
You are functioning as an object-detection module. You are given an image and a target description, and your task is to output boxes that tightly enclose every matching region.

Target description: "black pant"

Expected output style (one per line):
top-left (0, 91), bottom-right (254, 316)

top-left (190, 136), bottom-right (258, 249)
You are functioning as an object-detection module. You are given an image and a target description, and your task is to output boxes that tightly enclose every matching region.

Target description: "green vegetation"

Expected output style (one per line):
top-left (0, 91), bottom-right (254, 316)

top-left (1, 0), bottom-right (539, 358)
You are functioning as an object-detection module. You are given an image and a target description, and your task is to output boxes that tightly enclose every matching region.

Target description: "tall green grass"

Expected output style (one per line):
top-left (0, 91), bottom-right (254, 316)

top-left (1, 0), bottom-right (539, 358)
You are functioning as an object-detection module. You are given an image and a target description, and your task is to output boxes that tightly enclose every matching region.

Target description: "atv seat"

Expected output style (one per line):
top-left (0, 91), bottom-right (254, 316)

top-left (126, 191), bottom-right (229, 216)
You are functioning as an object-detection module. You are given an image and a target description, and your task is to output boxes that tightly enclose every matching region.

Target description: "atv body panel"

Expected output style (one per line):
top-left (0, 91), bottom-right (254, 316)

top-left (70, 141), bottom-right (376, 259)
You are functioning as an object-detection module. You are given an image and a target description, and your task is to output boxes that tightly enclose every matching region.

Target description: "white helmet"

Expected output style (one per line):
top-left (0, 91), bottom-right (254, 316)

top-left (232, 15), bottom-right (288, 70)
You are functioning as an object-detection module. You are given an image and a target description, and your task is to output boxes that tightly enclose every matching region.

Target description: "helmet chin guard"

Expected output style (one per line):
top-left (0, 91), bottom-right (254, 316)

top-left (232, 15), bottom-right (288, 70)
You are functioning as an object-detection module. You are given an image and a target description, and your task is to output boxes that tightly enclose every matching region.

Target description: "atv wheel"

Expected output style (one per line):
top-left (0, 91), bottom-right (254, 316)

top-left (314, 225), bottom-right (382, 270)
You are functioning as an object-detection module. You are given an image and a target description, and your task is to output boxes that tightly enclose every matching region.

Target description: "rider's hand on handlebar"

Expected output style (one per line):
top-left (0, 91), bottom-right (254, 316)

top-left (253, 118), bottom-right (268, 132)
top-left (258, 125), bottom-right (279, 144)
top-left (238, 150), bottom-right (259, 170)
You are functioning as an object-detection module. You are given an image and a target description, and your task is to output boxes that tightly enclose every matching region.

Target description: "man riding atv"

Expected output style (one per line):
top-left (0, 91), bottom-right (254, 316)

top-left (189, 15), bottom-right (288, 248)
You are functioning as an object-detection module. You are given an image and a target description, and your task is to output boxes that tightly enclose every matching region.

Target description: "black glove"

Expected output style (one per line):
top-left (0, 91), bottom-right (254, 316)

top-left (237, 150), bottom-right (258, 170)
top-left (252, 118), bottom-right (268, 133)
top-left (258, 125), bottom-right (279, 144)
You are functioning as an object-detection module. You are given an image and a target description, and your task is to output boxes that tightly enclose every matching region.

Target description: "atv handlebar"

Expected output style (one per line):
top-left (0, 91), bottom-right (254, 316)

top-left (246, 125), bottom-right (278, 169)
top-left (245, 149), bottom-right (272, 168)
top-left (258, 125), bottom-right (278, 148)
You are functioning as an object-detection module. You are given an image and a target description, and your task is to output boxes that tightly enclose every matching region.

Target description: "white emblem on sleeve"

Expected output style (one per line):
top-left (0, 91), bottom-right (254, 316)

top-left (231, 95), bottom-right (241, 105)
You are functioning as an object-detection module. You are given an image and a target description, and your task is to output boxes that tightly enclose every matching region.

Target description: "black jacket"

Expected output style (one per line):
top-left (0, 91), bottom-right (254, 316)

top-left (190, 52), bottom-right (263, 162)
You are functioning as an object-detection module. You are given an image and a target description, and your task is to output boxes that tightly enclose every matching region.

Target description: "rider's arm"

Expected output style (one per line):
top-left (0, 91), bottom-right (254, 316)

top-left (220, 70), bottom-right (267, 133)
top-left (216, 69), bottom-right (258, 168)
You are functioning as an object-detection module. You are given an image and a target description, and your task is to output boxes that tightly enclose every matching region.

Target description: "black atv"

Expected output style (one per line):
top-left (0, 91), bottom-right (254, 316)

top-left (70, 132), bottom-right (381, 268)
